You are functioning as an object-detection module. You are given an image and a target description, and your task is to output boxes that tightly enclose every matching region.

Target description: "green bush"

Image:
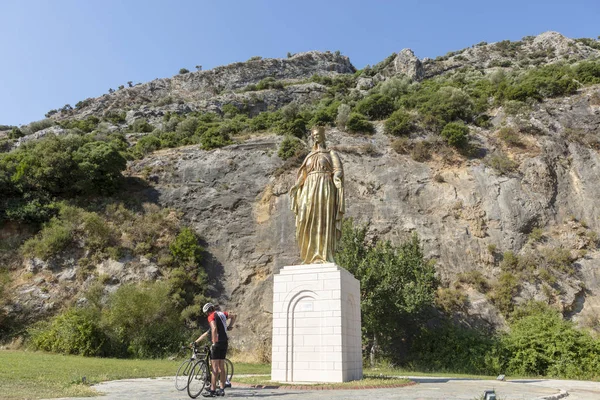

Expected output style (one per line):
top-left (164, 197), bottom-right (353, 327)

top-left (410, 141), bottom-right (430, 162)
top-left (410, 323), bottom-right (500, 374)
top-left (345, 113), bottom-right (375, 134)
top-left (4, 196), bottom-right (60, 223)
top-left (310, 100), bottom-right (340, 127)
top-left (501, 303), bottom-right (600, 379)
top-left (219, 115), bottom-right (248, 135)
top-left (104, 110), bottom-right (126, 125)
top-left (498, 126), bottom-right (523, 146)
top-left (457, 270), bottom-right (489, 292)
top-left (82, 212), bottom-right (115, 252)
top-left (128, 118), bottom-right (154, 133)
top-left (501, 64), bottom-right (580, 102)
top-left (246, 77), bottom-right (284, 91)
top-left (489, 271), bottom-right (520, 316)
top-left (104, 282), bottom-right (186, 358)
top-left (24, 119), bottom-right (54, 135)
top-left (355, 93), bottom-right (395, 120)
top-left (384, 109), bottom-right (414, 136)
top-left (60, 116), bottom-right (100, 133)
top-left (278, 135), bottom-right (305, 160)
top-left (21, 217), bottom-right (73, 260)
top-left (73, 141), bottom-right (127, 193)
top-left (249, 111), bottom-right (281, 132)
top-left (573, 60), bottom-right (600, 84)
top-left (29, 308), bottom-right (107, 356)
top-left (485, 152), bottom-right (518, 174)
top-left (378, 76), bottom-right (413, 100)
top-left (8, 127), bottom-right (24, 139)
top-left (418, 87), bottom-right (475, 127)
top-left (176, 116), bottom-right (200, 137)
top-left (435, 287), bottom-right (468, 314)
top-left (275, 117), bottom-right (307, 138)
top-left (179, 68), bottom-right (189, 74)
top-left (132, 135), bottom-right (161, 158)
top-left (335, 104), bottom-right (351, 129)
top-left (440, 121), bottom-right (469, 148)
top-left (29, 281), bottom-right (191, 358)
top-left (200, 127), bottom-right (231, 150)
top-left (170, 227), bottom-right (204, 267)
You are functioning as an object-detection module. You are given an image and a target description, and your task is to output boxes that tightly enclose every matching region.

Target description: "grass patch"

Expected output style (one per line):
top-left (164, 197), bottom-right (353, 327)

top-left (233, 374), bottom-right (412, 388)
top-left (364, 366), bottom-right (495, 380)
top-left (0, 350), bottom-right (268, 399)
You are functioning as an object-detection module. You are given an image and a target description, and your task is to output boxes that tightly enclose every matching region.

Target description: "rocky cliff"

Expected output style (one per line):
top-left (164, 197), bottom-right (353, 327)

top-left (127, 83), bottom-right (600, 344)
top-left (2, 31), bottom-right (600, 349)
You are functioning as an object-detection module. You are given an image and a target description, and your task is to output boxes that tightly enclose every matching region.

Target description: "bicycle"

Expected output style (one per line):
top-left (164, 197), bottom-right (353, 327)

top-left (186, 345), bottom-right (234, 398)
top-left (175, 342), bottom-right (200, 391)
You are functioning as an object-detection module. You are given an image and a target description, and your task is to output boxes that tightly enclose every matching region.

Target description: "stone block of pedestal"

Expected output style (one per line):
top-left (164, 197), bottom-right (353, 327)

top-left (271, 263), bottom-right (363, 383)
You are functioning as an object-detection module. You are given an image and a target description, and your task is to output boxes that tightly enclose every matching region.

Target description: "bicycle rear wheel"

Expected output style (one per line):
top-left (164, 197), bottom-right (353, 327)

top-left (175, 359), bottom-right (193, 391)
top-left (225, 358), bottom-right (234, 382)
top-left (187, 361), bottom-right (209, 399)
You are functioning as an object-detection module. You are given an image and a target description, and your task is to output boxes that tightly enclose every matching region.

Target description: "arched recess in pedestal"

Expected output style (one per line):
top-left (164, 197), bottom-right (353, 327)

top-left (284, 289), bottom-right (320, 382)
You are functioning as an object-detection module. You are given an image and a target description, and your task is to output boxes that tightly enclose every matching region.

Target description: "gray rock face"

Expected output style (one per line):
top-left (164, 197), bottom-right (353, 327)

top-left (51, 52), bottom-right (355, 122)
top-left (380, 49), bottom-right (424, 81)
top-left (120, 82), bottom-right (329, 127)
top-left (121, 87), bottom-right (600, 347)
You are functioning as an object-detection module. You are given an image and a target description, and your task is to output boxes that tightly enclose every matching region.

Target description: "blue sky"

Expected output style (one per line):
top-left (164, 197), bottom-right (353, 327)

top-left (0, 0), bottom-right (598, 126)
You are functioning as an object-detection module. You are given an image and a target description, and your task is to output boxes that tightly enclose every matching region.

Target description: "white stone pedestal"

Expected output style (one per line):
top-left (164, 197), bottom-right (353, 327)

top-left (271, 263), bottom-right (363, 383)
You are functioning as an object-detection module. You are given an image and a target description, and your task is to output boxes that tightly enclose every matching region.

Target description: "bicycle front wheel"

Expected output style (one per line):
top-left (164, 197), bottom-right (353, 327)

top-left (175, 359), bottom-right (193, 391)
top-left (225, 358), bottom-right (234, 382)
top-left (187, 361), bottom-right (209, 399)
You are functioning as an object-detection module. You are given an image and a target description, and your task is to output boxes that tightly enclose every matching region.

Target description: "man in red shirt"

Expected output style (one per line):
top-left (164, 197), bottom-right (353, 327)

top-left (201, 302), bottom-right (236, 397)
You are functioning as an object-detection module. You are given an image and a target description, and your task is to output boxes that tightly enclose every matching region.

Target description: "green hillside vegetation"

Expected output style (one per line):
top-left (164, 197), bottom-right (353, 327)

top-left (336, 220), bottom-right (600, 379)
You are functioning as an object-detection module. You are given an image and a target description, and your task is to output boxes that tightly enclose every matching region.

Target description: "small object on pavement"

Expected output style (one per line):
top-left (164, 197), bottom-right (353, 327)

top-left (483, 389), bottom-right (496, 400)
top-left (496, 374), bottom-right (505, 381)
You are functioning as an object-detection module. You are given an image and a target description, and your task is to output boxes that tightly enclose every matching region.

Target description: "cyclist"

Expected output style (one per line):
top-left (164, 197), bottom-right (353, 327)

top-left (200, 302), bottom-right (236, 397)
top-left (191, 305), bottom-right (232, 389)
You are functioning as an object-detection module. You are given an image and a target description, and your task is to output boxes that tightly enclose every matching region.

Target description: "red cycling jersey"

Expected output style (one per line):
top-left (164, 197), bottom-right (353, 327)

top-left (207, 311), bottom-right (229, 343)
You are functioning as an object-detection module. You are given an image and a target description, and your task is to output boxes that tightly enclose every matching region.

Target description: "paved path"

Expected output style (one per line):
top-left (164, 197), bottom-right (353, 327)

top-left (51, 376), bottom-right (600, 400)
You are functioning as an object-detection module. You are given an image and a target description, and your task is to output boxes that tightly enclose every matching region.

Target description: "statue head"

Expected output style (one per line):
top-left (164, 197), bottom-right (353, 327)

top-left (311, 126), bottom-right (326, 148)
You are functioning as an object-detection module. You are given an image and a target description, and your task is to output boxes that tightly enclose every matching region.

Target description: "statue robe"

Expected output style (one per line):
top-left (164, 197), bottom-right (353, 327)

top-left (290, 148), bottom-right (344, 264)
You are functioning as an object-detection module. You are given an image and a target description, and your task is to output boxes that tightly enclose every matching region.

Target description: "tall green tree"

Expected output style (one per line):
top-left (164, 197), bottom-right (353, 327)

top-left (335, 218), bottom-right (438, 364)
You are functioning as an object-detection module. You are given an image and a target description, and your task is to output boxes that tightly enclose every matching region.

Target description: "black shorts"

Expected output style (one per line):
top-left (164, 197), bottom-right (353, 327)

top-left (210, 342), bottom-right (228, 360)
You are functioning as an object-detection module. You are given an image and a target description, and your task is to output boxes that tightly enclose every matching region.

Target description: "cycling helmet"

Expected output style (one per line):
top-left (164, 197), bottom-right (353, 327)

top-left (202, 302), bottom-right (215, 313)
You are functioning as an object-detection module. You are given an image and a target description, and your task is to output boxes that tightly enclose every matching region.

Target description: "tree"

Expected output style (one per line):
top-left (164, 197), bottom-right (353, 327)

top-left (355, 93), bottom-right (395, 120)
top-left (335, 219), bottom-right (438, 364)
top-left (384, 108), bottom-right (414, 136)
top-left (179, 68), bottom-right (190, 74)
top-left (441, 121), bottom-right (469, 148)
top-left (345, 113), bottom-right (375, 134)
top-left (73, 141), bottom-right (127, 194)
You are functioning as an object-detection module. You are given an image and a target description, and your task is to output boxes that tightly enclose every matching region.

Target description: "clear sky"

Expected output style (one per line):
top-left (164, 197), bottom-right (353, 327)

top-left (0, 0), bottom-right (598, 126)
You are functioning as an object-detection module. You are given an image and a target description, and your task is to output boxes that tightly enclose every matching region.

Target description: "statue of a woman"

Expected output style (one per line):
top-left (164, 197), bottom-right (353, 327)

top-left (290, 126), bottom-right (345, 264)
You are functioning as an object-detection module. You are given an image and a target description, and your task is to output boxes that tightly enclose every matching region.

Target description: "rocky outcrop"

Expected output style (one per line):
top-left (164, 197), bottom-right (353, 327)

top-left (379, 49), bottom-right (424, 81)
top-left (120, 82), bottom-right (330, 128)
top-left (52, 52), bottom-right (355, 122)
top-left (421, 31), bottom-right (600, 79)
top-left (120, 86), bottom-right (600, 346)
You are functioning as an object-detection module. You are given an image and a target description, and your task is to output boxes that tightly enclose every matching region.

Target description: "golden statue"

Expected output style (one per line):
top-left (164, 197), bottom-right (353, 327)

top-left (290, 126), bottom-right (345, 264)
